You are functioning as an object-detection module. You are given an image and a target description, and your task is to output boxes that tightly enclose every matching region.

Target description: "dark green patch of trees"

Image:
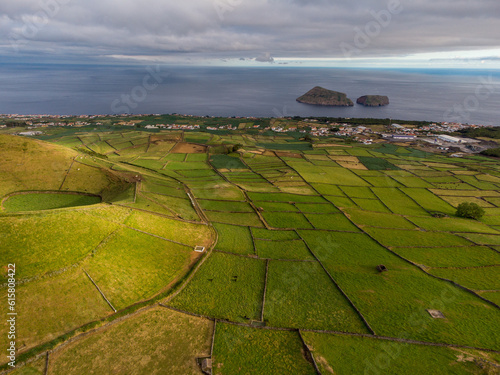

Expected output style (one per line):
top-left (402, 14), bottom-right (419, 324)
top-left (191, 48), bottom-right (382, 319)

top-left (480, 148), bottom-right (500, 157)
top-left (456, 202), bottom-right (485, 220)
top-left (458, 127), bottom-right (500, 139)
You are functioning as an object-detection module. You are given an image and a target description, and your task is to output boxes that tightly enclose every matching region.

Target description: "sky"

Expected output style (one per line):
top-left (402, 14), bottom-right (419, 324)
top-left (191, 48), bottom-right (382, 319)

top-left (1, 0), bottom-right (500, 68)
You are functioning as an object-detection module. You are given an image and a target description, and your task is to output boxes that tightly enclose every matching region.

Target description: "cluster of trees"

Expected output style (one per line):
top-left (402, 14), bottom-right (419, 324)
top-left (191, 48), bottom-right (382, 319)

top-left (480, 148), bottom-right (500, 158)
top-left (457, 127), bottom-right (500, 139)
top-left (2, 121), bottom-right (28, 127)
top-left (291, 116), bottom-right (433, 127)
top-left (456, 202), bottom-right (485, 220)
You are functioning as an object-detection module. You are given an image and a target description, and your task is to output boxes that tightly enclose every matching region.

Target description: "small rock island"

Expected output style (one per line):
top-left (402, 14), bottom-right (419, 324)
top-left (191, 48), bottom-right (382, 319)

top-left (356, 95), bottom-right (389, 107)
top-left (296, 86), bottom-right (353, 106)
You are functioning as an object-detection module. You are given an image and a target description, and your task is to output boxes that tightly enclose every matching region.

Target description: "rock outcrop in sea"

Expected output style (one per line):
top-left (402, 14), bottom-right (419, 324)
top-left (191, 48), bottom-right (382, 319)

top-left (296, 86), bottom-right (354, 106)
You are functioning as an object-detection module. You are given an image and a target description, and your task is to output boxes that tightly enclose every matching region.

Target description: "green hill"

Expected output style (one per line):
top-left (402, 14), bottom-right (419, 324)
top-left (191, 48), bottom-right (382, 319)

top-left (296, 86), bottom-right (354, 106)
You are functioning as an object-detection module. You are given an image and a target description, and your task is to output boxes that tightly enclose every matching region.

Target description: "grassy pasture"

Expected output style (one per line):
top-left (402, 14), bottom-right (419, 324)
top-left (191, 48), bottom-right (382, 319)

top-left (432, 182), bottom-right (477, 190)
top-left (262, 212), bottom-right (313, 229)
top-left (61, 163), bottom-right (115, 194)
top-left (254, 239), bottom-right (314, 260)
top-left (299, 231), bottom-right (500, 348)
top-left (7, 129), bottom-right (500, 371)
top-left (129, 158), bottom-right (166, 170)
top-left (213, 323), bottom-right (316, 375)
top-left (0, 135), bottom-right (75, 196)
top-left (185, 153), bottom-right (208, 162)
top-left (295, 202), bottom-right (340, 213)
top-left (458, 175), bottom-right (499, 190)
top-left (0, 269), bottom-right (110, 359)
top-left (391, 175), bottom-right (434, 188)
top-left (478, 291), bottom-right (500, 306)
top-left (124, 210), bottom-right (213, 247)
top-left (400, 188), bottom-right (456, 214)
top-left (177, 169), bottom-right (219, 178)
top-left (351, 198), bottom-right (391, 213)
top-left (364, 227), bottom-right (474, 248)
top-left (191, 185), bottom-right (246, 201)
top-left (141, 181), bottom-right (186, 198)
top-left (371, 187), bottom-right (428, 216)
top-left (264, 260), bottom-right (368, 332)
top-left (146, 193), bottom-right (200, 221)
top-left (439, 195), bottom-right (494, 208)
top-left (9, 356), bottom-right (46, 374)
top-left (169, 252), bottom-right (266, 322)
top-left (362, 176), bottom-right (403, 187)
top-left (391, 246), bottom-right (500, 268)
top-left (357, 156), bottom-right (400, 170)
top-left (164, 161), bottom-right (209, 170)
top-left (248, 192), bottom-right (326, 203)
top-left (340, 186), bottom-right (377, 199)
top-left (461, 233), bottom-right (500, 245)
top-left (83, 204), bottom-right (132, 224)
top-left (429, 267), bottom-right (500, 290)
top-left (255, 201), bottom-right (299, 212)
top-left (324, 195), bottom-right (357, 208)
top-left (205, 211), bottom-right (264, 227)
top-left (49, 307), bottom-right (213, 375)
top-left (213, 223), bottom-right (255, 255)
top-left (310, 183), bottom-right (346, 196)
top-left (290, 163), bottom-right (371, 186)
top-left (345, 209), bottom-right (416, 229)
top-left (302, 331), bottom-right (490, 375)
top-left (304, 213), bottom-right (360, 231)
top-left (3, 193), bottom-right (101, 212)
top-left (124, 193), bottom-right (173, 216)
top-left (251, 228), bottom-right (299, 240)
top-left (83, 227), bottom-right (194, 310)
top-left (210, 154), bottom-right (248, 169)
top-left (199, 199), bottom-right (254, 212)
top-left (0, 211), bottom-right (118, 282)
top-left (407, 216), bottom-right (499, 234)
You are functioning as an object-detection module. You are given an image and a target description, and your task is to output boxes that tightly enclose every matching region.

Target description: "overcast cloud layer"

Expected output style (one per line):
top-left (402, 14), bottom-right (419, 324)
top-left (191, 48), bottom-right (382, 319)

top-left (1, 0), bottom-right (500, 66)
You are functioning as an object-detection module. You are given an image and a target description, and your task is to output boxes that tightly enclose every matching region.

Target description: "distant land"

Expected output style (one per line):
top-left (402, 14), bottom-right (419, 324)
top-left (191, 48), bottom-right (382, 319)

top-left (356, 95), bottom-right (390, 107)
top-left (296, 86), bottom-right (354, 107)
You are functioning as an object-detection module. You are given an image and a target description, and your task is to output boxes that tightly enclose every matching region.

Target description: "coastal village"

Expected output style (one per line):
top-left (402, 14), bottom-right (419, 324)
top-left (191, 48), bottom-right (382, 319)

top-left (1, 113), bottom-right (496, 155)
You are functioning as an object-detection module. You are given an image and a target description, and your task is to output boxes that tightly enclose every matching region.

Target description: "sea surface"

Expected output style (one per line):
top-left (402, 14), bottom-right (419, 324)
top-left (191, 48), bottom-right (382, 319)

top-left (1, 63), bottom-right (499, 125)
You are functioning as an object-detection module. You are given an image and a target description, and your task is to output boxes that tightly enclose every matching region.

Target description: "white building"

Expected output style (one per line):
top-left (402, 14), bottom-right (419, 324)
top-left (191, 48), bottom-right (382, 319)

top-left (437, 135), bottom-right (467, 144)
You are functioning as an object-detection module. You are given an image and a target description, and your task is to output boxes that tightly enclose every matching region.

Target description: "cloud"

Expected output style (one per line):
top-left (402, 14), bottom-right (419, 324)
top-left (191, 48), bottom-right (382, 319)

top-left (0, 0), bottom-right (499, 65)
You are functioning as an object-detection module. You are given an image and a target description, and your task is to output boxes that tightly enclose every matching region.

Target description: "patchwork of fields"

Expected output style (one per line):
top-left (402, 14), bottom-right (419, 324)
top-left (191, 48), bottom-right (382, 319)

top-left (1, 129), bottom-right (499, 374)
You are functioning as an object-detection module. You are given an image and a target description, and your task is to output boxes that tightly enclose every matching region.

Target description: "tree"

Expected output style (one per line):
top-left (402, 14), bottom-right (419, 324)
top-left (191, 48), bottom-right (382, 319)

top-left (302, 134), bottom-right (312, 142)
top-left (456, 202), bottom-right (485, 220)
top-left (481, 148), bottom-right (500, 158)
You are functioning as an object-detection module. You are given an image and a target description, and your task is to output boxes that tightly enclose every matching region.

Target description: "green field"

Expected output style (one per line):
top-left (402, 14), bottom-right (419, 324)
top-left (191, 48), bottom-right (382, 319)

top-left (254, 238), bottom-right (314, 260)
top-left (302, 331), bottom-right (494, 374)
top-left (213, 223), bottom-right (255, 255)
top-left (213, 323), bottom-right (316, 375)
top-left (49, 307), bottom-right (213, 375)
top-left (264, 260), bottom-right (368, 332)
top-left (2, 128), bottom-right (499, 372)
top-left (169, 252), bottom-right (266, 322)
top-left (3, 192), bottom-right (101, 212)
top-left (83, 227), bottom-right (195, 310)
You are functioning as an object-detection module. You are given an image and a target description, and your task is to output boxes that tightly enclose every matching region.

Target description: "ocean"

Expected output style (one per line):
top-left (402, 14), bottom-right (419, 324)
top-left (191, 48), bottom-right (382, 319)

top-left (1, 63), bottom-right (499, 125)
